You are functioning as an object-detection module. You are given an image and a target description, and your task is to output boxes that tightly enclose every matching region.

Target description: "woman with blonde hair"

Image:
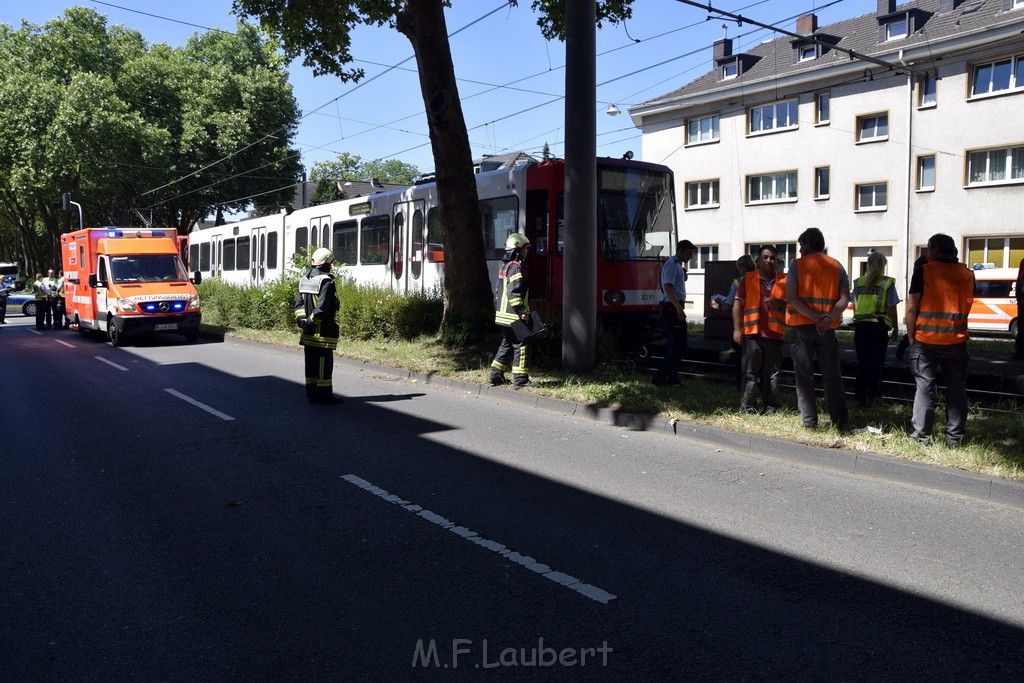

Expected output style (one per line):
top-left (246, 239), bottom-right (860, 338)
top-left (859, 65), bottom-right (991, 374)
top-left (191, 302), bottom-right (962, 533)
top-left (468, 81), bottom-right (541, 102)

top-left (851, 251), bottom-right (900, 405)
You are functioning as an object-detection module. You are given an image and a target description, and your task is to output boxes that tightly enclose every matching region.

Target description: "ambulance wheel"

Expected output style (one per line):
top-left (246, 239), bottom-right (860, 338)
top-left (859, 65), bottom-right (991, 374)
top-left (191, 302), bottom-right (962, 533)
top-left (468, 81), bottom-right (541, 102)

top-left (107, 320), bottom-right (126, 347)
top-left (1012, 320), bottom-right (1018, 338)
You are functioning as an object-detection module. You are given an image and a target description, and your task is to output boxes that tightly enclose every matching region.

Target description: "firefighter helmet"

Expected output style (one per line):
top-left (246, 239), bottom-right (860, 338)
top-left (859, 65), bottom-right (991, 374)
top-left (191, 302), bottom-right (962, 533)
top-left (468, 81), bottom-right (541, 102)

top-left (504, 233), bottom-right (530, 250)
top-left (311, 247), bottom-right (334, 265)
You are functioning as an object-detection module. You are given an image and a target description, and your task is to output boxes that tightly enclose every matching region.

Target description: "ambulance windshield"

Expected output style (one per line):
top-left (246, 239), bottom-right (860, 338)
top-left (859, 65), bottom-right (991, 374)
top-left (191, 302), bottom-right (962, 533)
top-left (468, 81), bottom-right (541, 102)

top-left (110, 255), bottom-right (188, 283)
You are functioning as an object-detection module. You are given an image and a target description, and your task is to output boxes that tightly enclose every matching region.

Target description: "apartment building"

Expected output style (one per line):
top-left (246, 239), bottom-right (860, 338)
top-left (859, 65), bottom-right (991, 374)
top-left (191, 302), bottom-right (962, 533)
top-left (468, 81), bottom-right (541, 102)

top-left (630, 0), bottom-right (1024, 313)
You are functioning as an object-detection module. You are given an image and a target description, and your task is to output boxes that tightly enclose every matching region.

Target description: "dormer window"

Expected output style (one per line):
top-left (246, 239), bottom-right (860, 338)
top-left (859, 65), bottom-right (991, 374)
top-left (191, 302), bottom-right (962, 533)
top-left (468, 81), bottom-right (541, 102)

top-left (885, 15), bottom-right (908, 40)
top-left (722, 60), bottom-right (738, 79)
top-left (799, 45), bottom-right (817, 62)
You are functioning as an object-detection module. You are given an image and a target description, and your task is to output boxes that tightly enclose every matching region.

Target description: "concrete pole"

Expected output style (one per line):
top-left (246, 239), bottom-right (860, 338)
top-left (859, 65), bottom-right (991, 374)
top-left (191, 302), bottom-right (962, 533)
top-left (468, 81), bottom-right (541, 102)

top-left (562, 0), bottom-right (597, 373)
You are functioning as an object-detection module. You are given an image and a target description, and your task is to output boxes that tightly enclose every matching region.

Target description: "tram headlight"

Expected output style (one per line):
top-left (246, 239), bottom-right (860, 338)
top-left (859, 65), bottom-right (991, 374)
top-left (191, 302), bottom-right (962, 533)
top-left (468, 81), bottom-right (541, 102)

top-left (603, 290), bottom-right (626, 306)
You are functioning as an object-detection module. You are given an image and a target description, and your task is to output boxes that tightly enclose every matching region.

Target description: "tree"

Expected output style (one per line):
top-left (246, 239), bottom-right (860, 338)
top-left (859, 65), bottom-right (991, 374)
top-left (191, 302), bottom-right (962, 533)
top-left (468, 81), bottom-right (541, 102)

top-left (309, 152), bottom-right (420, 204)
top-left (230, 0), bottom-right (633, 343)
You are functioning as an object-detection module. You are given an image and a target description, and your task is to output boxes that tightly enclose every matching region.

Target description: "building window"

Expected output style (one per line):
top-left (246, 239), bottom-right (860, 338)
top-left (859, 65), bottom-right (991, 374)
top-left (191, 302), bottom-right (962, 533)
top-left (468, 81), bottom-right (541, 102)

top-left (799, 45), bottom-right (817, 62)
top-left (970, 55), bottom-right (1023, 97)
top-left (688, 245), bottom-right (719, 271)
top-left (918, 75), bottom-right (937, 107)
top-left (967, 145), bottom-right (1024, 185)
top-left (685, 179), bottom-right (720, 209)
top-left (815, 167), bottom-right (830, 199)
top-left (966, 236), bottom-right (1024, 269)
top-left (747, 242), bottom-right (798, 273)
top-left (917, 155), bottom-right (936, 191)
top-left (885, 16), bottom-right (908, 40)
top-left (815, 92), bottom-right (830, 124)
top-left (749, 99), bottom-right (799, 134)
top-left (722, 61), bottom-right (738, 79)
top-left (856, 182), bottom-right (888, 211)
top-left (856, 113), bottom-right (889, 142)
top-left (746, 171), bottom-right (798, 204)
top-left (686, 114), bottom-right (720, 145)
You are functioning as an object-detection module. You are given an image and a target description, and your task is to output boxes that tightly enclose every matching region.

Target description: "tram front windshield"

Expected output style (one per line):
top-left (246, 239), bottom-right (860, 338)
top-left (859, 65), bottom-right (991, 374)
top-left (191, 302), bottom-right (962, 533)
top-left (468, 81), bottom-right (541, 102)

top-left (596, 166), bottom-right (675, 262)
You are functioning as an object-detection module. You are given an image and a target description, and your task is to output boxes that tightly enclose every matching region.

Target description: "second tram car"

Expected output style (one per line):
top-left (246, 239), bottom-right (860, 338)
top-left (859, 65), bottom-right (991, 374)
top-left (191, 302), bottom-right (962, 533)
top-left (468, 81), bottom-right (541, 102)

top-left (189, 157), bottom-right (677, 329)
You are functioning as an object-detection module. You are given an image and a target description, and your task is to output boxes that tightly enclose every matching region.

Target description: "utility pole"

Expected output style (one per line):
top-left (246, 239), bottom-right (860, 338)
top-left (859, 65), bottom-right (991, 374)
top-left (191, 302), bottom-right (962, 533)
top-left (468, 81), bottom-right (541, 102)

top-left (562, 0), bottom-right (597, 373)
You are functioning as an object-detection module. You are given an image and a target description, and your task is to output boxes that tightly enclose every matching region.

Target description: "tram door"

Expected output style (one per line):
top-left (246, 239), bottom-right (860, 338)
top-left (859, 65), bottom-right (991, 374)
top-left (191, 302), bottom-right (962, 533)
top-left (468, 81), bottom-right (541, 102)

top-left (250, 226), bottom-right (267, 283)
top-left (525, 189), bottom-right (550, 306)
top-left (391, 199), bottom-right (426, 296)
top-left (210, 234), bottom-right (223, 277)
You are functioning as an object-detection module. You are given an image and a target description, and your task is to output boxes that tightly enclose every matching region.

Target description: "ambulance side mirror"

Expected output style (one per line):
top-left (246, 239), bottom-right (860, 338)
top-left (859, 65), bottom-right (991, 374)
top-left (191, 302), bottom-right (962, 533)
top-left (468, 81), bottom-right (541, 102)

top-left (191, 270), bottom-right (202, 285)
top-left (88, 273), bottom-right (98, 288)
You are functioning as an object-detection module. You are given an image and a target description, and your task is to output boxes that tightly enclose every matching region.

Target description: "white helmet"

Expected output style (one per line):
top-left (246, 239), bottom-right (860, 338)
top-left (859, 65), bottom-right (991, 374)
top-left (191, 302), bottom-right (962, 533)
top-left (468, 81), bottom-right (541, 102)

top-left (504, 232), bottom-right (530, 250)
top-left (311, 247), bottom-right (334, 265)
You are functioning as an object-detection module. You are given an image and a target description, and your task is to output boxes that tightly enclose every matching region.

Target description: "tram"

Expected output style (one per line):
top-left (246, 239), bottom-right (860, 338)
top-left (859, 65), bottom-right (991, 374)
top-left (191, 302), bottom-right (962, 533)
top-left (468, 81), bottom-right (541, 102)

top-left (188, 157), bottom-right (677, 328)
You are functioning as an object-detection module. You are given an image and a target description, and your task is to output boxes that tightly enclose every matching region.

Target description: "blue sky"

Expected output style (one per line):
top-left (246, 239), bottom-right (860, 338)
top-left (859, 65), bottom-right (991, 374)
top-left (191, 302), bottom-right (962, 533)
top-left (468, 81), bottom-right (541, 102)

top-left (2, 0), bottom-right (872, 177)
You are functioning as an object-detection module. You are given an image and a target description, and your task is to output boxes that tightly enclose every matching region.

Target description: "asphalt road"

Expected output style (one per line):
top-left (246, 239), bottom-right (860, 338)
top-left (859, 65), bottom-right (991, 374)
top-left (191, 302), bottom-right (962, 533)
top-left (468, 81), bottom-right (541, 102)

top-left (2, 315), bottom-right (1023, 680)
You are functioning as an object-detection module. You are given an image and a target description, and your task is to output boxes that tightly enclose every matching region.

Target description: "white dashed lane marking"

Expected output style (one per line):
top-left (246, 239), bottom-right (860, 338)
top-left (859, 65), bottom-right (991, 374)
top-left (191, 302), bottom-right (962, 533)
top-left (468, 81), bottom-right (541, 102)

top-left (164, 388), bottom-right (235, 421)
top-left (95, 357), bottom-right (129, 372)
top-left (341, 474), bottom-right (617, 604)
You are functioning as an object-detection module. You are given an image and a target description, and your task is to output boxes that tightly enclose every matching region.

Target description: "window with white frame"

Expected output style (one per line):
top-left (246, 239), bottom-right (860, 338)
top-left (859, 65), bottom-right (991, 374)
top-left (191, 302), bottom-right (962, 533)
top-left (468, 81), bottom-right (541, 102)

top-left (856, 113), bottom-right (889, 142)
top-left (885, 16), bottom-right (908, 41)
top-left (815, 92), bottom-right (830, 124)
top-left (749, 99), bottom-right (799, 134)
top-left (799, 45), bottom-right (817, 62)
top-left (686, 114), bottom-right (720, 145)
top-left (918, 75), bottom-right (937, 107)
top-left (747, 242), bottom-right (798, 273)
top-left (815, 166), bottom-right (830, 199)
top-left (747, 171), bottom-right (798, 204)
top-left (856, 182), bottom-right (888, 211)
top-left (967, 144), bottom-right (1024, 185)
top-left (970, 55), bottom-right (1023, 97)
top-left (966, 236), bottom-right (1024, 269)
top-left (685, 179), bottom-right (720, 209)
top-left (688, 245), bottom-right (719, 271)
top-left (917, 155), bottom-right (936, 191)
top-left (722, 61), bottom-right (738, 79)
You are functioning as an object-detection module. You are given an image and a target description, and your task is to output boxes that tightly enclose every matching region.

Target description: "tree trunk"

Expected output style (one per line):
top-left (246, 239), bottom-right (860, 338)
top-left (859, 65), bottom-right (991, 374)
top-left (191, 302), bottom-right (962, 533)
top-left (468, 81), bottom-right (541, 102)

top-left (396, 0), bottom-right (494, 342)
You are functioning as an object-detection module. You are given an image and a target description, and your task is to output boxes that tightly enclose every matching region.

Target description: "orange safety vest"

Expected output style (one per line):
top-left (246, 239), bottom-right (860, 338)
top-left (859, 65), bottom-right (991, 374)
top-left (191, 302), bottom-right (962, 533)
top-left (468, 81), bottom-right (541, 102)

top-left (915, 261), bottom-right (974, 345)
top-left (787, 253), bottom-right (841, 328)
top-left (738, 271), bottom-right (787, 336)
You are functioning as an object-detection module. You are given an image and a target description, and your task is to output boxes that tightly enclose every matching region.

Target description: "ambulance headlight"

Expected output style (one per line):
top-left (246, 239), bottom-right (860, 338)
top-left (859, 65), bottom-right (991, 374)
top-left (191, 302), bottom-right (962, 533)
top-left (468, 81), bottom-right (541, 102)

top-left (187, 295), bottom-right (200, 310)
top-left (117, 298), bottom-right (138, 313)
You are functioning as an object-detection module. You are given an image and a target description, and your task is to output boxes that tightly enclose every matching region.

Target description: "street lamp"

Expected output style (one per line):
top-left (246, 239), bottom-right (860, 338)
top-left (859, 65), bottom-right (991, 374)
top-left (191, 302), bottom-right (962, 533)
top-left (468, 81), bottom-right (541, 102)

top-left (606, 104), bottom-right (621, 116)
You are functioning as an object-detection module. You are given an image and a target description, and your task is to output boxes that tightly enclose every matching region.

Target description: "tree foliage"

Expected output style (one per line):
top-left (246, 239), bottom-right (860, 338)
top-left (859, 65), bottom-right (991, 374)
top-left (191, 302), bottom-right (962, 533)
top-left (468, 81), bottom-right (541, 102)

top-left (309, 153), bottom-right (420, 204)
top-left (0, 8), bottom-right (302, 275)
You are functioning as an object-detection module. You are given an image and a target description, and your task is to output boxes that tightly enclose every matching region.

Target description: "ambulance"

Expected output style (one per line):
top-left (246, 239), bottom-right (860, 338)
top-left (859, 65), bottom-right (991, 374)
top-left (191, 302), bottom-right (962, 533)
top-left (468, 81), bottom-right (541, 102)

top-left (968, 265), bottom-right (1018, 337)
top-left (61, 227), bottom-right (202, 346)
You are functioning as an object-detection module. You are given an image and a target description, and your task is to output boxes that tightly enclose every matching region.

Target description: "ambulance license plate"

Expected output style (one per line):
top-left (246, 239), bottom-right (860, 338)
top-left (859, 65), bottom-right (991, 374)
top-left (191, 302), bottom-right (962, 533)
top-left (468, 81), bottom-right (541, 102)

top-left (154, 323), bottom-right (178, 331)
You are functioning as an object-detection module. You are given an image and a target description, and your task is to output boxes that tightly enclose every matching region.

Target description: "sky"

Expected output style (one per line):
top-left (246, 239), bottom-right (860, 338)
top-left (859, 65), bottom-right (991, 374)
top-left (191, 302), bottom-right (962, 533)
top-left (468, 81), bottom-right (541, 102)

top-left (1, 0), bottom-right (875, 178)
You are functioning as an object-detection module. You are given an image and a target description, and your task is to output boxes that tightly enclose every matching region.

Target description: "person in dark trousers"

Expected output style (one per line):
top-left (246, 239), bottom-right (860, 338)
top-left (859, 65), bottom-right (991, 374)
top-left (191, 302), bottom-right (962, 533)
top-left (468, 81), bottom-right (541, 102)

top-left (1013, 256), bottom-right (1024, 360)
top-left (0, 278), bottom-right (11, 324)
top-left (294, 247), bottom-right (343, 405)
top-left (851, 251), bottom-right (900, 405)
top-left (32, 272), bottom-right (54, 330)
top-left (490, 232), bottom-right (533, 388)
top-left (786, 228), bottom-right (850, 430)
top-left (905, 234), bottom-right (975, 447)
top-left (733, 244), bottom-right (787, 414)
top-left (652, 239), bottom-right (695, 387)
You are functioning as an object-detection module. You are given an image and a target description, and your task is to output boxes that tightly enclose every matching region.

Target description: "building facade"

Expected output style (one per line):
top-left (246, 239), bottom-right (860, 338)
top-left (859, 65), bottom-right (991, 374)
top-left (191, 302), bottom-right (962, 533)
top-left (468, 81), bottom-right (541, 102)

top-left (630, 0), bottom-right (1024, 316)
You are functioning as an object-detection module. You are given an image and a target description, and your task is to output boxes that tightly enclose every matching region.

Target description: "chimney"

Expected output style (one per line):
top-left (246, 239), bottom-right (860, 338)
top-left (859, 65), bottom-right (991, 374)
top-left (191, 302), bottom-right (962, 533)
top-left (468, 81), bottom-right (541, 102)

top-left (797, 13), bottom-right (818, 35)
top-left (877, 0), bottom-right (896, 15)
top-left (713, 38), bottom-right (733, 66)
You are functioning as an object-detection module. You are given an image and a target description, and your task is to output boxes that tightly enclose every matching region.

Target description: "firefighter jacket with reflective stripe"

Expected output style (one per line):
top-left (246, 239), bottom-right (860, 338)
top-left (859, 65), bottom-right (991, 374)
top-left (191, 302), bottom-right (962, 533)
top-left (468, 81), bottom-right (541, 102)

top-left (853, 275), bottom-right (895, 328)
top-left (739, 271), bottom-right (787, 337)
top-left (787, 253), bottom-right (841, 328)
top-left (294, 267), bottom-right (340, 350)
top-left (494, 259), bottom-right (529, 326)
top-left (915, 261), bottom-right (974, 345)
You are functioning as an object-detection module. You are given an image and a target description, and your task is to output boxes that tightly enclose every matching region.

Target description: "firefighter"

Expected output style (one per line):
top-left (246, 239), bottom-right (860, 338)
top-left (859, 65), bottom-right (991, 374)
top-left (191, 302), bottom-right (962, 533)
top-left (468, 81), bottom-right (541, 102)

top-left (905, 233), bottom-right (975, 447)
top-left (294, 247), bottom-right (343, 405)
top-left (489, 232), bottom-right (533, 388)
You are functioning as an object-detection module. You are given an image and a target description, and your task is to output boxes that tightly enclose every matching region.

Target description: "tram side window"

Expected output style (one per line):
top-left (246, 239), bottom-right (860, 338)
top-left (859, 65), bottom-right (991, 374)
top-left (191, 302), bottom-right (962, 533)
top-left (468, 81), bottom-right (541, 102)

top-left (190, 244), bottom-right (199, 270)
top-left (266, 231), bottom-right (278, 269)
top-left (236, 236), bottom-right (250, 271)
top-left (199, 243), bottom-right (210, 272)
top-left (223, 239), bottom-right (236, 271)
top-left (333, 219), bottom-right (358, 265)
top-left (480, 196), bottom-right (519, 259)
top-left (426, 208), bottom-right (445, 262)
top-left (360, 215), bottom-right (389, 265)
top-left (295, 226), bottom-right (308, 257)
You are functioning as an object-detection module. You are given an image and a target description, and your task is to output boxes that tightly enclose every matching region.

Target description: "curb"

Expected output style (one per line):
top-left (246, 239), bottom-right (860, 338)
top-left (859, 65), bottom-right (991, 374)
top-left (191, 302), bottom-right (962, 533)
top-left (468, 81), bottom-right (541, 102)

top-left (339, 356), bottom-right (1024, 511)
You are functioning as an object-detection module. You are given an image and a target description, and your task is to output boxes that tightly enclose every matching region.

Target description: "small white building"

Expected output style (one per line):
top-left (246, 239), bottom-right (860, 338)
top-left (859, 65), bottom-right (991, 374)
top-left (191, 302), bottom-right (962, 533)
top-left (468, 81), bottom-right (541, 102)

top-left (630, 0), bottom-right (1024, 314)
